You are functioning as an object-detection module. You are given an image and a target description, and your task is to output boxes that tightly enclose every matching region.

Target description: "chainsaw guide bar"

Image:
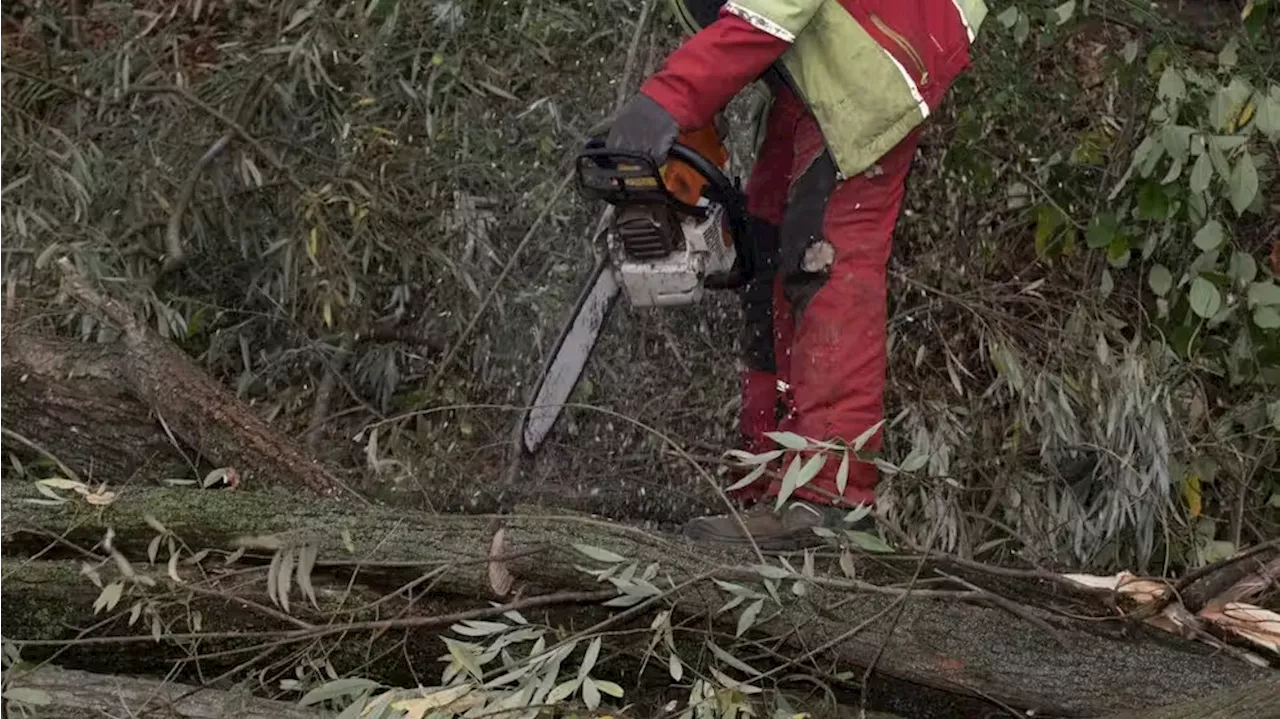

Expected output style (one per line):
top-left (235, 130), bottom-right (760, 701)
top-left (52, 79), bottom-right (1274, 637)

top-left (515, 135), bottom-right (748, 457)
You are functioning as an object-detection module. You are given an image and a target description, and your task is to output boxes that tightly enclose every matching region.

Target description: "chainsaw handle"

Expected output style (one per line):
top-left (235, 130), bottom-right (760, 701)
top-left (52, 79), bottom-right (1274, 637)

top-left (575, 141), bottom-right (753, 291)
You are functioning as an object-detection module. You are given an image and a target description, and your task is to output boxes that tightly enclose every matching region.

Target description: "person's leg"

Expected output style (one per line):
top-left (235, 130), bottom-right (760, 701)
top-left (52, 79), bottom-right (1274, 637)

top-left (735, 90), bottom-right (801, 481)
top-left (684, 115), bottom-right (922, 549)
top-left (770, 126), bottom-right (921, 508)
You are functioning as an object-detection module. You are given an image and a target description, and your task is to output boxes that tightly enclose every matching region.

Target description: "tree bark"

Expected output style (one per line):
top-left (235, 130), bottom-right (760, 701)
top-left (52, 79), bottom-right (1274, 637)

top-left (2, 481), bottom-right (1270, 719)
top-left (1102, 673), bottom-right (1280, 719)
top-left (1, 666), bottom-right (319, 719)
top-left (48, 257), bottom-right (349, 498)
top-left (0, 665), bottom-right (927, 719)
top-left (1, 332), bottom-right (191, 484)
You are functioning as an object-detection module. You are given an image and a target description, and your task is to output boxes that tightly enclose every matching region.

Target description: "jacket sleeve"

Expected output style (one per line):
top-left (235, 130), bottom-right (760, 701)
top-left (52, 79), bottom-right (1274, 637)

top-left (638, 7), bottom-right (798, 131)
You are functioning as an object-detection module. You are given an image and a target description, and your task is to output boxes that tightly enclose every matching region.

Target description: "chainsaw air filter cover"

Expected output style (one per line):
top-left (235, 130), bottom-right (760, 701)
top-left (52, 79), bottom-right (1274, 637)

top-left (614, 204), bottom-right (681, 260)
top-left (608, 200), bottom-right (734, 308)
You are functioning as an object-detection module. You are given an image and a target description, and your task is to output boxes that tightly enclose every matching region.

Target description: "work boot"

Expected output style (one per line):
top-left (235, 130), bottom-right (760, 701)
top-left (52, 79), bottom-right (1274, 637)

top-left (682, 500), bottom-right (851, 553)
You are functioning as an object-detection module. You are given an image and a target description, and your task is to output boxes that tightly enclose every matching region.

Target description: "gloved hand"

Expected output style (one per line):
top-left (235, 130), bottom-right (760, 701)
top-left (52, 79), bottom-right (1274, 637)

top-left (606, 93), bottom-right (680, 164)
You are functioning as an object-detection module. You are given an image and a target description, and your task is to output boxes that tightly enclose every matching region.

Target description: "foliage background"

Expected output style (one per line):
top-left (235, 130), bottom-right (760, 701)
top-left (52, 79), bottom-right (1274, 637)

top-left (2, 0), bottom-right (1278, 577)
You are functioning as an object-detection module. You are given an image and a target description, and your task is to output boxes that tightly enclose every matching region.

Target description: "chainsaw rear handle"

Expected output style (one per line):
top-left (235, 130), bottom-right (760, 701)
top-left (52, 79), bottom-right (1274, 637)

top-left (575, 142), bottom-right (753, 290)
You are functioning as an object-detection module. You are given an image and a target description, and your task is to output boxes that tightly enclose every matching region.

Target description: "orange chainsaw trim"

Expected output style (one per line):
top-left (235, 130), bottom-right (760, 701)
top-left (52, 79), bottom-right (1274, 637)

top-left (661, 124), bottom-right (729, 208)
top-left (661, 123), bottom-right (732, 247)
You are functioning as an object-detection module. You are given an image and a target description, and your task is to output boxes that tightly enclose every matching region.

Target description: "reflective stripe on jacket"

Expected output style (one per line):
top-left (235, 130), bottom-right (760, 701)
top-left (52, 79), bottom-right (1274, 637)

top-left (641, 0), bottom-right (987, 179)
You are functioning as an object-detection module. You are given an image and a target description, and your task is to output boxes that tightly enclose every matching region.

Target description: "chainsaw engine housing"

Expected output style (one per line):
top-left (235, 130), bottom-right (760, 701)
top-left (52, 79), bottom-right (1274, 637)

top-left (575, 133), bottom-right (750, 308)
top-left (608, 200), bottom-right (736, 307)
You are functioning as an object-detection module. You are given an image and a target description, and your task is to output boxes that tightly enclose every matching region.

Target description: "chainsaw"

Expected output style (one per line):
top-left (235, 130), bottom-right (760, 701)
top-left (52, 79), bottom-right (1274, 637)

top-left (513, 124), bottom-right (752, 456)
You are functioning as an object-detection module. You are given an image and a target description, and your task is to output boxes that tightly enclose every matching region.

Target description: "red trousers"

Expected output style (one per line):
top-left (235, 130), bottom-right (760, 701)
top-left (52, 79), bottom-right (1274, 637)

top-left (736, 86), bottom-right (920, 507)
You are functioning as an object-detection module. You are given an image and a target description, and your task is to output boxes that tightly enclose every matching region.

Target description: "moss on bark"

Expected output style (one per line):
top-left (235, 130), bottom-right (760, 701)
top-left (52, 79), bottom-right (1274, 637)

top-left (3, 481), bottom-right (1270, 718)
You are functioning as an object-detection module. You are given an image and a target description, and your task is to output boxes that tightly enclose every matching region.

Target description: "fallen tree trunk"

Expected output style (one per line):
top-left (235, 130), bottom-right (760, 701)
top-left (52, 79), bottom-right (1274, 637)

top-left (1, 332), bottom-right (192, 484)
top-left (1103, 673), bottom-right (1280, 719)
top-left (1, 665), bottom-right (318, 719)
top-left (44, 257), bottom-right (348, 498)
top-left (2, 481), bottom-right (1271, 718)
top-left (4, 665), bottom-right (1276, 719)
top-left (0, 664), bottom-right (918, 719)
top-left (0, 559), bottom-right (452, 687)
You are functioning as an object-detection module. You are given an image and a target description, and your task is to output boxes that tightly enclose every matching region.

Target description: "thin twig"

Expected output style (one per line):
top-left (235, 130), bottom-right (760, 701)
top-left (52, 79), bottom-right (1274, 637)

top-left (9, 588), bottom-right (618, 649)
top-left (181, 583), bottom-right (314, 631)
top-left (1, 428), bottom-right (84, 484)
top-left (935, 570), bottom-right (1069, 648)
top-left (614, 0), bottom-right (660, 112)
top-left (858, 517), bottom-right (943, 718)
top-left (162, 133), bottom-right (232, 273)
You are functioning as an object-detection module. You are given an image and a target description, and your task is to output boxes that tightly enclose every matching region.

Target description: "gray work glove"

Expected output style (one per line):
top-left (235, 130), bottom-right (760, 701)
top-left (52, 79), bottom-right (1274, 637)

top-left (606, 93), bottom-right (680, 164)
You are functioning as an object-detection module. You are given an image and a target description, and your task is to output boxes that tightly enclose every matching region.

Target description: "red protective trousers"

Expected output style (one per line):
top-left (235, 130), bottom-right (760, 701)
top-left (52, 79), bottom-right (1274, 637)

top-left (640, 8), bottom-right (925, 507)
top-left (737, 89), bottom-right (920, 507)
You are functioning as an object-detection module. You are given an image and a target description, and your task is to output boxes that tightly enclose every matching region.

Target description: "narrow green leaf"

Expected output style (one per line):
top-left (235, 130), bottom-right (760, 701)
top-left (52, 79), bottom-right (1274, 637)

top-left (93, 581), bottom-right (124, 615)
top-left (578, 636), bottom-right (602, 680)
top-left (451, 620), bottom-right (509, 637)
top-left (594, 680), bottom-right (625, 698)
top-left (899, 449), bottom-right (929, 473)
top-left (835, 451), bottom-right (851, 496)
top-left (848, 531), bottom-right (894, 554)
top-left (547, 679), bottom-right (580, 705)
top-left (582, 677), bottom-right (601, 711)
top-left (442, 637), bottom-right (484, 681)
top-left (844, 504), bottom-right (872, 525)
top-left (792, 453), bottom-right (827, 490)
top-left (706, 640), bottom-right (764, 677)
top-left (851, 419), bottom-right (886, 452)
top-left (3, 688), bottom-right (53, 706)
top-left (736, 598), bottom-right (764, 637)
top-left (298, 678), bottom-right (378, 706)
top-left (765, 431), bottom-right (808, 450)
top-left (726, 463), bottom-right (768, 492)
top-left (774, 454), bottom-right (804, 509)
top-left (573, 544), bottom-right (626, 564)
top-left (725, 449), bottom-right (784, 466)
top-left (754, 564), bottom-right (791, 580)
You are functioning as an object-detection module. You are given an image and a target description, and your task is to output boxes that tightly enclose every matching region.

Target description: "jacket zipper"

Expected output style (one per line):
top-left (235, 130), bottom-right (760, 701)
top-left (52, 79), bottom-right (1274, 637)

top-left (870, 14), bottom-right (929, 87)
